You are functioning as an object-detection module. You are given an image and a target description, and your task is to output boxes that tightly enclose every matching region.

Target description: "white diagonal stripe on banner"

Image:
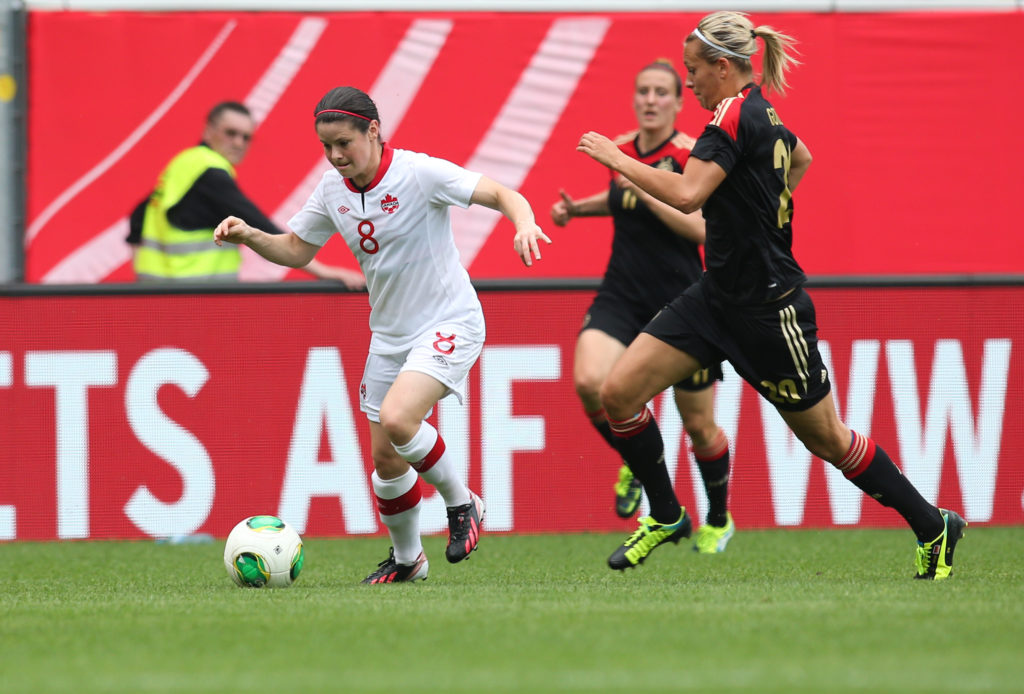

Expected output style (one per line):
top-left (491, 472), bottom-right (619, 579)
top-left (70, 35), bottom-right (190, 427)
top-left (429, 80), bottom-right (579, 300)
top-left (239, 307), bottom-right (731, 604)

top-left (243, 18), bottom-right (454, 281)
top-left (42, 219), bottom-right (134, 285)
top-left (451, 17), bottom-right (610, 268)
top-left (44, 18), bottom-right (327, 283)
top-left (244, 17), bottom-right (327, 126)
top-left (29, 20), bottom-right (237, 247)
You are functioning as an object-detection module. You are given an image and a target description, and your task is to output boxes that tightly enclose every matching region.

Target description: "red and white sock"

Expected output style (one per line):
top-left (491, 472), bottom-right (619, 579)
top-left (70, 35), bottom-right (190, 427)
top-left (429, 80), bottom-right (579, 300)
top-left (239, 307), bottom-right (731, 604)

top-left (372, 467), bottom-right (423, 564)
top-left (835, 431), bottom-right (876, 479)
top-left (393, 421), bottom-right (470, 508)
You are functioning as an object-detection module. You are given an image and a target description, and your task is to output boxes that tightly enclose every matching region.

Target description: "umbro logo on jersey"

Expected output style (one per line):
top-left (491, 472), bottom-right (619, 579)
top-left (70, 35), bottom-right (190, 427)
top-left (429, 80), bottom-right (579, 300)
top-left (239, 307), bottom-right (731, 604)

top-left (381, 193), bottom-right (399, 215)
top-left (338, 205), bottom-right (350, 214)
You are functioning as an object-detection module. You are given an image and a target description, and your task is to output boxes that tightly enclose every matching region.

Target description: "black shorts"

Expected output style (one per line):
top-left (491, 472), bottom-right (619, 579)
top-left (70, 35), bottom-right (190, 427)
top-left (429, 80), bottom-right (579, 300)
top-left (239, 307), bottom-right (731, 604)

top-left (581, 290), bottom-right (722, 393)
top-left (643, 281), bottom-right (831, 411)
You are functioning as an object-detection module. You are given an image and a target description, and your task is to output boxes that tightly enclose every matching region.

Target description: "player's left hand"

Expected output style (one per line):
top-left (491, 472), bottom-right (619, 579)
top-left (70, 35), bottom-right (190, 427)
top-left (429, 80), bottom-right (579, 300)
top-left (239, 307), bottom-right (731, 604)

top-left (514, 224), bottom-right (552, 267)
top-left (305, 260), bottom-right (367, 289)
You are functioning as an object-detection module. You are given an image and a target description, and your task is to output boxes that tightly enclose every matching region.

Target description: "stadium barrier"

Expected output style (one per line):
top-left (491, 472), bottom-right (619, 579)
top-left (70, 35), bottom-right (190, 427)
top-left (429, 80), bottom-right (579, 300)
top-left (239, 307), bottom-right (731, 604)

top-left (1, 280), bottom-right (1021, 540)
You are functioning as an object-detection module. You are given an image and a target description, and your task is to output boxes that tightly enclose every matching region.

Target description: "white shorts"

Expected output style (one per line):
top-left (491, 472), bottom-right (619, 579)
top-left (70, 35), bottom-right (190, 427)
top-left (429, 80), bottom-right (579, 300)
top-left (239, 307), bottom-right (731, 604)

top-left (359, 322), bottom-right (485, 423)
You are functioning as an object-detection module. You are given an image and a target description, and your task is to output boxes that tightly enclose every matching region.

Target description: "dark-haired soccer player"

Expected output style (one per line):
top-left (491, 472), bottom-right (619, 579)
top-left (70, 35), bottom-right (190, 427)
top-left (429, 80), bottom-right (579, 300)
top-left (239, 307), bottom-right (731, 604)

top-left (214, 86), bottom-right (550, 583)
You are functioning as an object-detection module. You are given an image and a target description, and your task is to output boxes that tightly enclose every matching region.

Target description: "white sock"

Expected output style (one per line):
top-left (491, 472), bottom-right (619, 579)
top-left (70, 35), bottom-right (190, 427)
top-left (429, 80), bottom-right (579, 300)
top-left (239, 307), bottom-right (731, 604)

top-left (393, 421), bottom-right (470, 508)
top-left (371, 467), bottom-right (422, 564)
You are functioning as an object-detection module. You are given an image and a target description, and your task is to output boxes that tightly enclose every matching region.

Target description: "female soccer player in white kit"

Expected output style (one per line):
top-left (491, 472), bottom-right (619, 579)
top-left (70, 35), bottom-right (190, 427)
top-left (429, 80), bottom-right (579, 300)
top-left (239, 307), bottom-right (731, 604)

top-left (214, 86), bottom-right (550, 584)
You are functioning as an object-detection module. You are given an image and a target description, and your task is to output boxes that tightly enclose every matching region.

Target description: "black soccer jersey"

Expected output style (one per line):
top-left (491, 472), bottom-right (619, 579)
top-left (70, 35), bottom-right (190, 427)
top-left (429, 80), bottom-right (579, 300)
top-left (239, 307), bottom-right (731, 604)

top-left (600, 131), bottom-right (705, 315)
top-left (689, 84), bottom-right (807, 305)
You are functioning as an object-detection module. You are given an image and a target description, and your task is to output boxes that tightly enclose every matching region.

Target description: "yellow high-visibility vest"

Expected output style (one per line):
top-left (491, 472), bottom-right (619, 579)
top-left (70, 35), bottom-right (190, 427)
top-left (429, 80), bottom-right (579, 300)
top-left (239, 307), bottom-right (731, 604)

top-left (134, 146), bottom-right (241, 281)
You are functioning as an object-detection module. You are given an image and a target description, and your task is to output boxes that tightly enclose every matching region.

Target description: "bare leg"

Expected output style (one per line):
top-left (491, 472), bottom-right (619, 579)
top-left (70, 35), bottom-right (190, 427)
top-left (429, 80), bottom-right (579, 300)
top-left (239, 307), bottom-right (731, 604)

top-left (674, 387), bottom-right (718, 449)
top-left (601, 333), bottom-right (703, 421)
top-left (573, 328), bottom-right (627, 415)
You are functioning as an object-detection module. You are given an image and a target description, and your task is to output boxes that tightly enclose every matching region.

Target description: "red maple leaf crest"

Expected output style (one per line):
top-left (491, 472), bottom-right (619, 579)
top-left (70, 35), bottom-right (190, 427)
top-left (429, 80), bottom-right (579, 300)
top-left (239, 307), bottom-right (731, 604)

top-left (380, 194), bottom-right (399, 215)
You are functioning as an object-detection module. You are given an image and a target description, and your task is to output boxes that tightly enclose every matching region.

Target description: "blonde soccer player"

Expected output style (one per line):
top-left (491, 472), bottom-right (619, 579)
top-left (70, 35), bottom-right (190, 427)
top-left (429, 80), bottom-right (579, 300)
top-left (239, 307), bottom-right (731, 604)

top-left (577, 12), bottom-right (965, 578)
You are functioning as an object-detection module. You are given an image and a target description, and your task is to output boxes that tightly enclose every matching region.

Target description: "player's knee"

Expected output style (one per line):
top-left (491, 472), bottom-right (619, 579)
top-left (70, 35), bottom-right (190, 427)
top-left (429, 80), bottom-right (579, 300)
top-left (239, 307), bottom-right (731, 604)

top-left (599, 379), bottom-right (636, 421)
top-left (377, 406), bottom-right (418, 446)
top-left (683, 416), bottom-right (716, 448)
top-left (372, 441), bottom-right (406, 477)
top-left (573, 369), bottom-right (603, 404)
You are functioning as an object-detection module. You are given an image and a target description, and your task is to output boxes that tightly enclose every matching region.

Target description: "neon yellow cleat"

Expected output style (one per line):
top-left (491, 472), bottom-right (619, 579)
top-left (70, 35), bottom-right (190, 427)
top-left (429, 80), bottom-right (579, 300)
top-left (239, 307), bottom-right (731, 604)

top-left (693, 512), bottom-right (735, 554)
top-left (914, 509), bottom-right (967, 580)
top-left (613, 464), bottom-right (643, 518)
top-left (608, 509), bottom-right (692, 570)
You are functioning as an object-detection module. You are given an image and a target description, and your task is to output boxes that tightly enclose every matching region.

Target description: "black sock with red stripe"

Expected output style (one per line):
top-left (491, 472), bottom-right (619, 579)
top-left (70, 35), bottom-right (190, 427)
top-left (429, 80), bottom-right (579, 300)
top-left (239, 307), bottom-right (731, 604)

top-left (693, 430), bottom-right (730, 528)
top-left (585, 407), bottom-right (620, 451)
top-left (840, 431), bottom-right (943, 542)
top-left (608, 408), bottom-right (681, 524)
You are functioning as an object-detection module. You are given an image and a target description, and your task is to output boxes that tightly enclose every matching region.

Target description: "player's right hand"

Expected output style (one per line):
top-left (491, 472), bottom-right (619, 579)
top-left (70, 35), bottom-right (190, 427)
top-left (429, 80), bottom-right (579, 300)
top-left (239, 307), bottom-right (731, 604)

top-left (550, 190), bottom-right (574, 227)
top-left (213, 216), bottom-right (251, 246)
top-left (577, 131), bottom-right (620, 169)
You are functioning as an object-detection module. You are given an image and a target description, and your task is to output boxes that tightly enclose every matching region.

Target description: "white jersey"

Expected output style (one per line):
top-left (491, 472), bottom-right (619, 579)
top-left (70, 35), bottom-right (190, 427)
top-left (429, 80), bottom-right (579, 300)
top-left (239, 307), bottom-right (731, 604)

top-left (289, 145), bottom-right (485, 354)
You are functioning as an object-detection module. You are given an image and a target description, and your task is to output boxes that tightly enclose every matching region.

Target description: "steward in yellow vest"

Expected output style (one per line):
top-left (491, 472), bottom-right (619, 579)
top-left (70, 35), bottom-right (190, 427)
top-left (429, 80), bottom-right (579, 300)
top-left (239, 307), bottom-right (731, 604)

top-left (132, 145), bottom-right (245, 281)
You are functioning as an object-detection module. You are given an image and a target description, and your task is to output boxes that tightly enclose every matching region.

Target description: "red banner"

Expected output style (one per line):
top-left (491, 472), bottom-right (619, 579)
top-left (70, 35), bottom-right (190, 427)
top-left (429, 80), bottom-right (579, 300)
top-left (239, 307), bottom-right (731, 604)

top-left (24, 10), bottom-right (1024, 283)
top-left (0, 286), bottom-right (1021, 540)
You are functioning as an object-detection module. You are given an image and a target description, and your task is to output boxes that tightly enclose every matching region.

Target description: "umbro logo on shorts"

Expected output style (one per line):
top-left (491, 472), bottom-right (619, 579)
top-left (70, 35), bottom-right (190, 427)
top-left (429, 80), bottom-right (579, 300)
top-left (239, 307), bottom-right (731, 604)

top-left (433, 355), bottom-right (449, 367)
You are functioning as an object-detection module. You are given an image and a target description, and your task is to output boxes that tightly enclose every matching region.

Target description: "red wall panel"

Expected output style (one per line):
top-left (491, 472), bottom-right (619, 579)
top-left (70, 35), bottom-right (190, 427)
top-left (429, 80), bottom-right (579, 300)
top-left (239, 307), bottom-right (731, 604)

top-left (23, 10), bottom-right (1024, 284)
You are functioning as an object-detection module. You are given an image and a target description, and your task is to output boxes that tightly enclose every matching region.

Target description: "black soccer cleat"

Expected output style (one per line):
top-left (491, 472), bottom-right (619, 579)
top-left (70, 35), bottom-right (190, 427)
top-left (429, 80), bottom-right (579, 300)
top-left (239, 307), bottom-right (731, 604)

top-left (361, 547), bottom-right (428, 584)
top-left (914, 509), bottom-right (967, 580)
top-left (445, 492), bottom-right (485, 563)
top-left (614, 464), bottom-right (643, 518)
top-left (608, 510), bottom-right (692, 570)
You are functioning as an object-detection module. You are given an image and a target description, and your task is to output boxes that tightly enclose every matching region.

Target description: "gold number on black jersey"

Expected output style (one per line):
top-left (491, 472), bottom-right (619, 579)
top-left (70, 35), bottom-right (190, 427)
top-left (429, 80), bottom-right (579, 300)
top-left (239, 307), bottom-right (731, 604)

top-left (760, 378), bottom-right (802, 404)
top-left (773, 138), bottom-right (793, 229)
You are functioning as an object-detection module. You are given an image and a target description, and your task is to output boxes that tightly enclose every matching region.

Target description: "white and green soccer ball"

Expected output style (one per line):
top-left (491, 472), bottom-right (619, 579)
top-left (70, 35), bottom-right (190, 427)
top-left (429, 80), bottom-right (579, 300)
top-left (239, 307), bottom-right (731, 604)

top-left (223, 515), bottom-right (304, 588)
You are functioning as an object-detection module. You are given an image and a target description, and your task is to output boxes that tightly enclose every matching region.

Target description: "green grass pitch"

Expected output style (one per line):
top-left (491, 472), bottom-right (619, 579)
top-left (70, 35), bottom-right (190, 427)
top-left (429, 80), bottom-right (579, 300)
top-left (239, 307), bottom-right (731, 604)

top-left (1, 527), bottom-right (1022, 693)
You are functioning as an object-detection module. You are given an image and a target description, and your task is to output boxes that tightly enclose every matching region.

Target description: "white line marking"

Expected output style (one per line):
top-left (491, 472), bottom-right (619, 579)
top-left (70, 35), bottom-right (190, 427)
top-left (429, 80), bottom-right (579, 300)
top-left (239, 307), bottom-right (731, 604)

top-left (451, 17), bottom-right (610, 268)
top-left (28, 20), bottom-right (238, 245)
top-left (43, 18), bottom-right (327, 283)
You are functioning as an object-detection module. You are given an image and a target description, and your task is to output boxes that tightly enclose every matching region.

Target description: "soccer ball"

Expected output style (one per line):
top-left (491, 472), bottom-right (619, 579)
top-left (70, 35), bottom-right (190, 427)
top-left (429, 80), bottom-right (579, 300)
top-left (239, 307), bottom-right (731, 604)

top-left (223, 515), bottom-right (304, 588)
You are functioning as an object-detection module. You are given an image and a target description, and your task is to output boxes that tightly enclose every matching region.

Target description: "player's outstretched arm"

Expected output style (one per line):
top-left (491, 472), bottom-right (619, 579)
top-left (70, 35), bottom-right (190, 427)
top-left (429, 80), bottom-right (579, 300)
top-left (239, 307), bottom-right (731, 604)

top-left (577, 131), bottom-right (726, 214)
top-left (616, 178), bottom-right (705, 245)
top-left (213, 216), bottom-right (320, 269)
top-left (471, 176), bottom-right (552, 267)
top-left (550, 189), bottom-right (610, 227)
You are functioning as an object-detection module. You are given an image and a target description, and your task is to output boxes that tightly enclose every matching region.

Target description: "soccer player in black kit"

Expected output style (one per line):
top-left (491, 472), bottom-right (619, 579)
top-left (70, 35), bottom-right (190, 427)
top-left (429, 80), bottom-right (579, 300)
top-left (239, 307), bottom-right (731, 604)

top-left (577, 11), bottom-right (966, 579)
top-left (552, 60), bottom-right (735, 554)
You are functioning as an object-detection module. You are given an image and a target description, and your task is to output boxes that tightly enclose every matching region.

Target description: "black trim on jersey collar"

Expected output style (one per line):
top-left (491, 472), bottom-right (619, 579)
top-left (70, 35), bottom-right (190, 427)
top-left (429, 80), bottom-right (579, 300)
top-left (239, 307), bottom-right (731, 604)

top-left (344, 142), bottom-right (393, 194)
top-left (633, 130), bottom-right (679, 159)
